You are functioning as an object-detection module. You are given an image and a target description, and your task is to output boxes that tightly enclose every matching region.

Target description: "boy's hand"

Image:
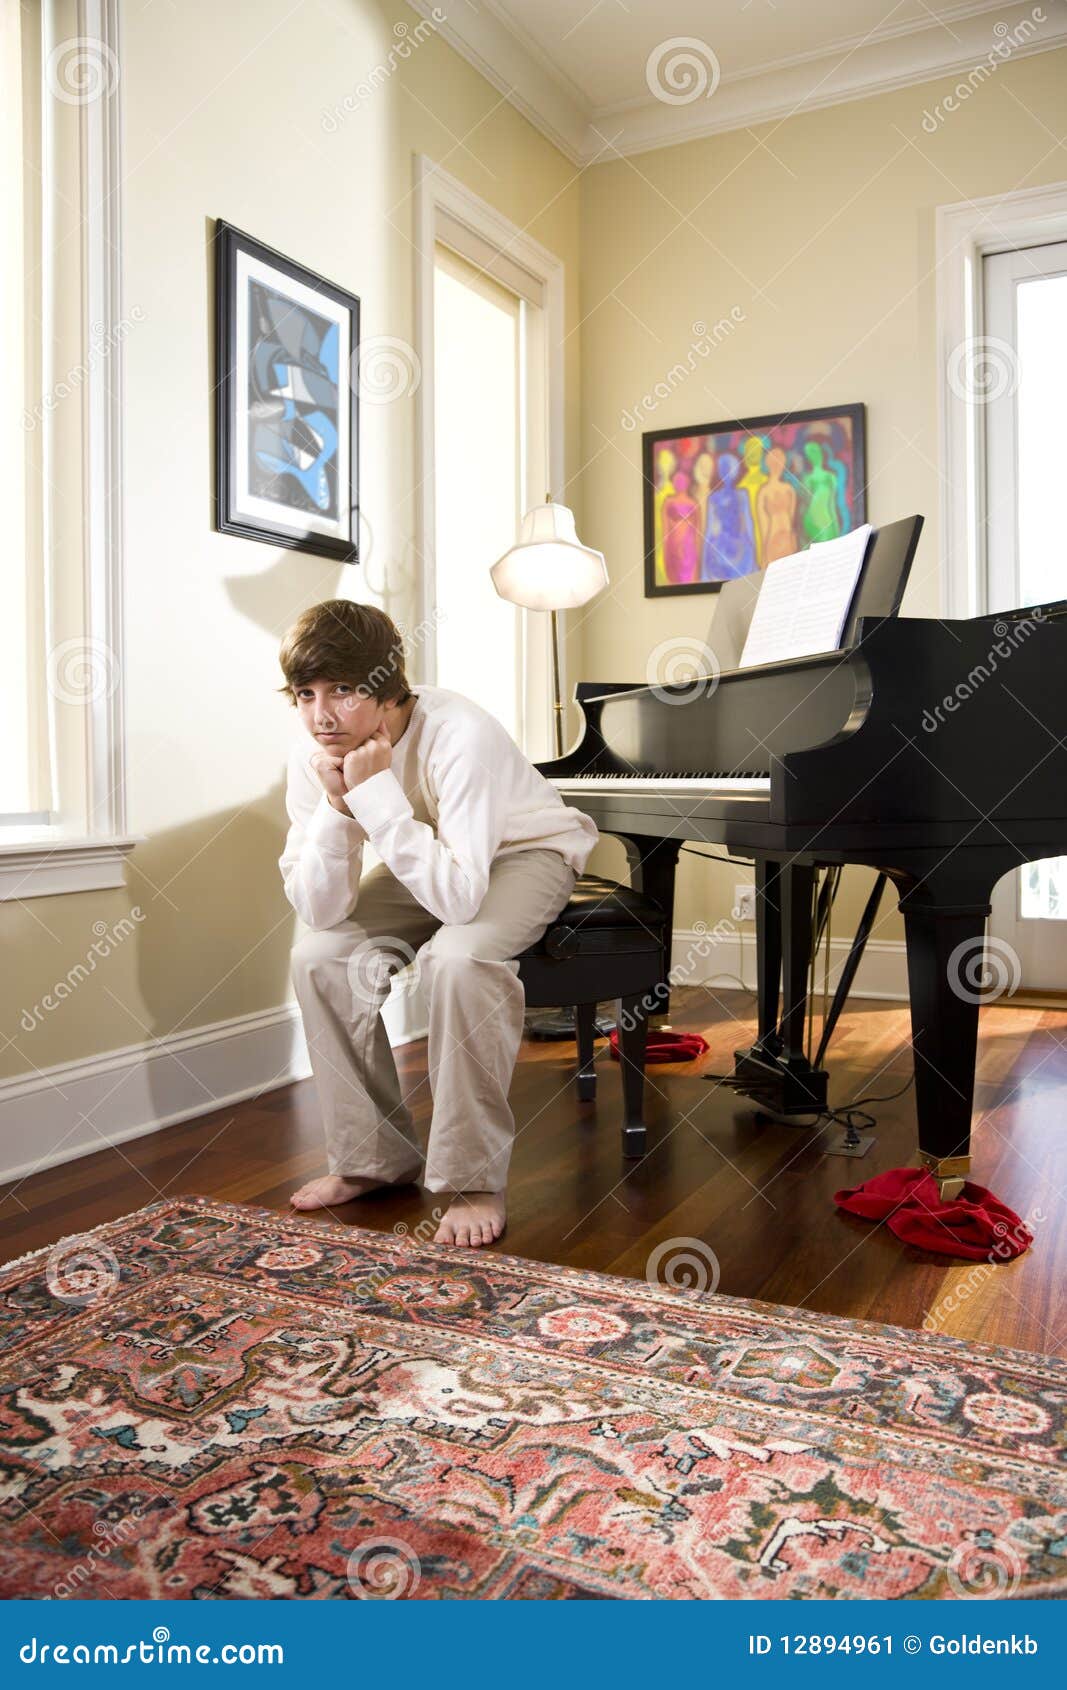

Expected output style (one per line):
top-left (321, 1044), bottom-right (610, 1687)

top-left (343, 725), bottom-right (392, 789)
top-left (310, 750), bottom-right (348, 811)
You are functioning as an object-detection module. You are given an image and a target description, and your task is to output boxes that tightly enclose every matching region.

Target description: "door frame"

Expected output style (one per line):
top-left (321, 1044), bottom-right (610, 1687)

top-left (412, 154), bottom-right (565, 757)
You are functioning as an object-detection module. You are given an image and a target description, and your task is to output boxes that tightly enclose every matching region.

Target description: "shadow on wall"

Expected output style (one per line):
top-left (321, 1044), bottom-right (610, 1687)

top-left (125, 773), bottom-right (294, 1045)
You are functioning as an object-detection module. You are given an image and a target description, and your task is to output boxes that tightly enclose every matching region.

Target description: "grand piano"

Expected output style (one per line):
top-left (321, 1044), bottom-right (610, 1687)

top-left (537, 515), bottom-right (1067, 1198)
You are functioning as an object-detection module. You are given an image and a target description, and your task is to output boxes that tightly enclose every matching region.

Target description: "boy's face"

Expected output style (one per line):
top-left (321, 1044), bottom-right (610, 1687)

top-left (293, 679), bottom-right (384, 753)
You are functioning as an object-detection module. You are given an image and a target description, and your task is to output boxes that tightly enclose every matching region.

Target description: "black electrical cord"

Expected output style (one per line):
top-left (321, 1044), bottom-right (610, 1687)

top-left (680, 845), bottom-right (758, 869)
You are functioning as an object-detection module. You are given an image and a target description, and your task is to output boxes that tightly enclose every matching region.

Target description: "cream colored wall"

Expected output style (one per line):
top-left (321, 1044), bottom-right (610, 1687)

top-left (1, 0), bottom-right (581, 1081)
top-left (574, 46), bottom-right (1067, 945)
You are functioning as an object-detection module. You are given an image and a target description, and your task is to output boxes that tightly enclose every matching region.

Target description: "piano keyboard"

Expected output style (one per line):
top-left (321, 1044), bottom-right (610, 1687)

top-left (550, 773), bottom-right (770, 794)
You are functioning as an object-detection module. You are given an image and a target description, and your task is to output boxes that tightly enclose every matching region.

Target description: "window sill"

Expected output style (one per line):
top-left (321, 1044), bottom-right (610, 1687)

top-left (0, 834), bottom-right (146, 901)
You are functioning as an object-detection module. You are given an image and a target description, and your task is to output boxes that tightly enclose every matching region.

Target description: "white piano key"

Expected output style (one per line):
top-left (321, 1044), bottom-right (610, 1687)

top-left (549, 775), bottom-right (770, 794)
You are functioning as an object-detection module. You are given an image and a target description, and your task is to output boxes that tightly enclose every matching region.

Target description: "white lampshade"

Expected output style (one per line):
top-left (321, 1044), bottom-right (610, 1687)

top-left (490, 501), bottom-right (608, 611)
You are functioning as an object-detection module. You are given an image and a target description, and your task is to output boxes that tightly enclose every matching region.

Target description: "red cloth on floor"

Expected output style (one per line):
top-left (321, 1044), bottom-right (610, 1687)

top-left (834, 1166), bottom-right (1032, 1261)
top-left (608, 1028), bottom-right (709, 1063)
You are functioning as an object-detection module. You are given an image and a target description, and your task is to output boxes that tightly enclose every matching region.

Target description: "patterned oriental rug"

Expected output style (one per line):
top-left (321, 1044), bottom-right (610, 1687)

top-left (0, 1196), bottom-right (1064, 1600)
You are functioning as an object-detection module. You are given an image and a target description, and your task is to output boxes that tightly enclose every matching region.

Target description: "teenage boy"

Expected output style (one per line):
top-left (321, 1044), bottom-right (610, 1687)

top-left (277, 600), bottom-right (598, 1247)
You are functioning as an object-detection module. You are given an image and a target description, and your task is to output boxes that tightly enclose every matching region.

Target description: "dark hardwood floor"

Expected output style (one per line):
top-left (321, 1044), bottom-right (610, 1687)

top-left (3, 985), bottom-right (1066, 1358)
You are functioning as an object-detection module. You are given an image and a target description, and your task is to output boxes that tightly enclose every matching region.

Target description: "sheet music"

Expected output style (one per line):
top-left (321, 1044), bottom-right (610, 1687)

top-left (738, 523), bottom-right (873, 668)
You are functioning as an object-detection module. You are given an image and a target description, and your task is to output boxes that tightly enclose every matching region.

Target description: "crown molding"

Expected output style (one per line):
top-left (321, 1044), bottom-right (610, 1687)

top-left (408, 0), bottom-right (1067, 166)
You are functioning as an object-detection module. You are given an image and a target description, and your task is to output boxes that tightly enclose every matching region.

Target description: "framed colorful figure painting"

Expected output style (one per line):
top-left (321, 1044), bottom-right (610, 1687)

top-left (215, 220), bottom-right (360, 563)
top-left (642, 403), bottom-right (866, 597)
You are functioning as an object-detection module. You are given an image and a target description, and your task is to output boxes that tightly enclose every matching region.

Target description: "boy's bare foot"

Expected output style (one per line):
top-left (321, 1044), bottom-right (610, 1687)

top-left (289, 1173), bottom-right (408, 1210)
top-left (433, 1191), bottom-right (506, 1248)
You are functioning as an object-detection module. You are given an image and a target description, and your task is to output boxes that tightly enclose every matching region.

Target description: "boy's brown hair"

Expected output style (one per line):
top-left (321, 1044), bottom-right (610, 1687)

top-left (278, 600), bottom-right (412, 704)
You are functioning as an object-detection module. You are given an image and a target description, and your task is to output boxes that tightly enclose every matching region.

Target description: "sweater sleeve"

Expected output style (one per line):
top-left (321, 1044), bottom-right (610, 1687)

top-left (278, 749), bottom-right (368, 930)
top-left (342, 718), bottom-right (502, 925)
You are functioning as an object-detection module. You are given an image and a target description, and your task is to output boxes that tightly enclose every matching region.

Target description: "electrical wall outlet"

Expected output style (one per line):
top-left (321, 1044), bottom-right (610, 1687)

top-left (732, 884), bottom-right (757, 922)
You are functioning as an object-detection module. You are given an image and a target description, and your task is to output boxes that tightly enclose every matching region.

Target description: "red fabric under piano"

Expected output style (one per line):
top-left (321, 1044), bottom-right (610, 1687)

top-left (608, 1028), bottom-right (710, 1063)
top-left (834, 1165), bottom-right (1033, 1261)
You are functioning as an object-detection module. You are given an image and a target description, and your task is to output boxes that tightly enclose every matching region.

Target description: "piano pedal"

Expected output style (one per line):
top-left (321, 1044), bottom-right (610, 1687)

top-left (728, 1047), bottom-right (829, 1117)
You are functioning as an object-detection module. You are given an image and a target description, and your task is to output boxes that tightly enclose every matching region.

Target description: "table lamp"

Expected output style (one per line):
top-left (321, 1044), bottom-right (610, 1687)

top-left (490, 495), bottom-right (608, 756)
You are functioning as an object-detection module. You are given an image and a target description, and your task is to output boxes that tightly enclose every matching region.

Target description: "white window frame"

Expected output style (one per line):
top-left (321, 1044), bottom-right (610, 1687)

top-left (413, 153), bottom-right (565, 757)
top-left (936, 177), bottom-right (1067, 618)
top-left (938, 179), bottom-right (1067, 989)
top-left (2, 0), bottom-right (141, 902)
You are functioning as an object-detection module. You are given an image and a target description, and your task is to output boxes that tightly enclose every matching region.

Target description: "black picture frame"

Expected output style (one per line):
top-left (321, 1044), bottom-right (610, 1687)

top-left (214, 219), bottom-right (360, 564)
top-left (642, 402), bottom-right (867, 598)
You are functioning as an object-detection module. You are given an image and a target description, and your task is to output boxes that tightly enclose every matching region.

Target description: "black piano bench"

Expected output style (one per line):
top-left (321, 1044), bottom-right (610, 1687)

top-left (514, 873), bottom-right (668, 1158)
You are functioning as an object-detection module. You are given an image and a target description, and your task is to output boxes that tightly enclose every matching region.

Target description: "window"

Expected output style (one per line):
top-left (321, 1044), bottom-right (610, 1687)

top-left (2, 0), bottom-right (49, 824)
top-left (985, 240), bottom-right (1067, 954)
top-left (432, 244), bottom-right (526, 740)
top-left (2, 0), bottom-right (137, 898)
top-left (414, 155), bottom-right (563, 761)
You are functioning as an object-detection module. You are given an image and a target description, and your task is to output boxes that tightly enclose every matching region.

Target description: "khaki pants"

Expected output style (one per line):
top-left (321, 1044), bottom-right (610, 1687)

top-left (290, 847), bottom-right (578, 1194)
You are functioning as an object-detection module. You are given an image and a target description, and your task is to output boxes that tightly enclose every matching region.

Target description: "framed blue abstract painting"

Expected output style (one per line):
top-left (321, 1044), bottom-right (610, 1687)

top-left (215, 220), bottom-right (360, 563)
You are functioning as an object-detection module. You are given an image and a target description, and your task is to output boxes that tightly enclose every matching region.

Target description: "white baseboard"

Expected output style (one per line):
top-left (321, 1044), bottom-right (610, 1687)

top-left (672, 927), bottom-right (909, 1003)
top-left (0, 974), bottom-right (429, 1190)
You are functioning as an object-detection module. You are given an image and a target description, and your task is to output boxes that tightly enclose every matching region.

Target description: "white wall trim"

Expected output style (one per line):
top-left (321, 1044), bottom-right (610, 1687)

top-left (412, 153), bottom-right (566, 754)
top-left (0, 978), bottom-right (428, 1189)
top-left (82, 0), bottom-right (129, 841)
top-left (936, 178), bottom-right (1067, 619)
top-left (674, 926), bottom-right (910, 1003)
top-left (0, 833), bottom-right (144, 901)
top-left (408, 0), bottom-right (1067, 165)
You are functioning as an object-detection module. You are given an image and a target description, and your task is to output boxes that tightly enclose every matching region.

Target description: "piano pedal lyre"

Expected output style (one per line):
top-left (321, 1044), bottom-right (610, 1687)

top-left (918, 1151), bottom-right (970, 1201)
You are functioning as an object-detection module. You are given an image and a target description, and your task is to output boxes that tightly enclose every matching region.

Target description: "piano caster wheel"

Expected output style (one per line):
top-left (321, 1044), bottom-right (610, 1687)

top-left (919, 1153), bottom-right (970, 1202)
top-left (938, 1176), bottom-right (967, 1200)
top-left (622, 1124), bottom-right (647, 1158)
top-left (577, 1075), bottom-right (596, 1102)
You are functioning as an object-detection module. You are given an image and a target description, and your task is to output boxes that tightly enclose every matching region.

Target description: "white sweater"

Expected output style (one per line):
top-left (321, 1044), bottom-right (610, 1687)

top-left (279, 684), bottom-right (598, 930)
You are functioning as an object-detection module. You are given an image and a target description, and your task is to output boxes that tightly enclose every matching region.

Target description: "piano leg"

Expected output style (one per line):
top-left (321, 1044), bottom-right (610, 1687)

top-left (899, 882), bottom-right (993, 1198)
top-left (780, 863), bottom-right (814, 1068)
top-left (617, 992), bottom-right (650, 1157)
top-left (619, 835), bottom-right (680, 1028)
top-left (575, 1001), bottom-right (597, 1102)
top-left (753, 858), bottom-right (783, 1058)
